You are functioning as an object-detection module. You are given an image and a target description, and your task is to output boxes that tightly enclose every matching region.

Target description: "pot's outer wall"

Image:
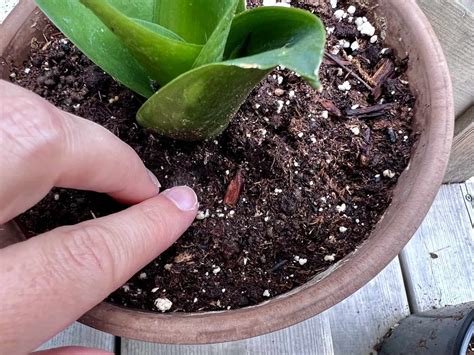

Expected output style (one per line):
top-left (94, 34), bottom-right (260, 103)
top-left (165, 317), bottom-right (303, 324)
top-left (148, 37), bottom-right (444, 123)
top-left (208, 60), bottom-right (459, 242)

top-left (0, 0), bottom-right (454, 344)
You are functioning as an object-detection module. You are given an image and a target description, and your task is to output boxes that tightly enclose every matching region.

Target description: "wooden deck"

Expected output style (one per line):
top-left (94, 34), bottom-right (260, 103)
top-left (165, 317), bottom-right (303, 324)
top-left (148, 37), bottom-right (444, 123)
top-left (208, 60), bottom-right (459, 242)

top-left (37, 182), bottom-right (474, 355)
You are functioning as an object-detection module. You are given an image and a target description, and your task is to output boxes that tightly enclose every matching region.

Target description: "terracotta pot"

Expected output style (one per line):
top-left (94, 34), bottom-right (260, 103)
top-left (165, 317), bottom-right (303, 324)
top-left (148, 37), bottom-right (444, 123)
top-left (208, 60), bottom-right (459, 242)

top-left (0, 0), bottom-right (454, 344)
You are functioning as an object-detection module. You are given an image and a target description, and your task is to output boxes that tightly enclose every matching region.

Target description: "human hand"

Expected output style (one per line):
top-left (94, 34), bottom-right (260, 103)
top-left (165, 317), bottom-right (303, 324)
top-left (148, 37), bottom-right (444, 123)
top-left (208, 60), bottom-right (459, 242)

top-left (0, 80), bottom-right (198, 354)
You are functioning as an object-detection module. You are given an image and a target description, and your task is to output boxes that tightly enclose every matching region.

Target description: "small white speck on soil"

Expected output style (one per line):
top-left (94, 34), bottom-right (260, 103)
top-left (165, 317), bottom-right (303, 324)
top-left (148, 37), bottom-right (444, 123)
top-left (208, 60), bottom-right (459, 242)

top-left (324, 254), bottom-right (336, 262)
top-left (298, 258), bottom-right (308, 265)
top-left (334, 9), bottom-right (345, 20)
top-left (154, 297), bottom-right (172, 312)
top-left (276, 100), bottom-right (284, 114)
top-left (336, 203), bottom-right (347, 212)
top-left (383, 169), bottom-right (396, 178)
top-left (350, 126), bottom-right (361, 135)
top-left (338, 81), bottom-right (351, 91)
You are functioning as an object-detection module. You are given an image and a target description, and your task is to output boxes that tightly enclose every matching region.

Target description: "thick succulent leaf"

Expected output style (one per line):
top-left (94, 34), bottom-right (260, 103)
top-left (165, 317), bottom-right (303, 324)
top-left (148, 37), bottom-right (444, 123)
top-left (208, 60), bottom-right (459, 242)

top-left (137, 64), bottom-right (269, 141)
top-left (236, 0), bottom-right (246, 13)
top-left (224, 6), bottom-right (326, 88)
top-left (79, 0), bottom-right (202, 86)
top-left (152, 0), bottom-right (238, 45)
top-left (36, 0), bottom-right (156, 97)
top-left (192, 0), bottom-right (240, 68)
top-left (132, 19), bottom-right (186, 42)
top-left (137, 6), bottom-right (325, 141)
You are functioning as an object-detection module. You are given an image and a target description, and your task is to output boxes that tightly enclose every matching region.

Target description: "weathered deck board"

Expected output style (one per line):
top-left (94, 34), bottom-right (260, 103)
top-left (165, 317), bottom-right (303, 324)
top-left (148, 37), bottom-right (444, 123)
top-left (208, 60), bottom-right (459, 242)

top-left (326, 258), bottom-right (410, 354)
top-left (417, 0), bottom-right (474, 116)
top-left (121, 313), bottom-right (334, 355)
top-left (0, 0), bottom-right (18, 23)
top-left (460, 181), bottom-right (474, 227)
top-left (444, 106), bottom-right (474, 183)
top-left (121, 258), bottom-right (408, 355)
top-left (399, 184), bottom-right (474, 313)
top-left (36, 322), bottom-right (115, 352)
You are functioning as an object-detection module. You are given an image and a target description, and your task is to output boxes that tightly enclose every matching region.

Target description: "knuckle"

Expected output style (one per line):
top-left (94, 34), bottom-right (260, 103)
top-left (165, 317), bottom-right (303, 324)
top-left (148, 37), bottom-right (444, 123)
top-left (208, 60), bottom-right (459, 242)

top-left (0, 95), bottom-right (65, 158)
top-left (54, 224), bottom-right (117, 284)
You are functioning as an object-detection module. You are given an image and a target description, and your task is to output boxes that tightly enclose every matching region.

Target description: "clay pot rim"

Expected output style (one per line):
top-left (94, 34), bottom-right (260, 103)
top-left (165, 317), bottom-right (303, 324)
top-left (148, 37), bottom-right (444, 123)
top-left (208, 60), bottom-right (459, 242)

top-left (0, 0), bottom-right (454, 345)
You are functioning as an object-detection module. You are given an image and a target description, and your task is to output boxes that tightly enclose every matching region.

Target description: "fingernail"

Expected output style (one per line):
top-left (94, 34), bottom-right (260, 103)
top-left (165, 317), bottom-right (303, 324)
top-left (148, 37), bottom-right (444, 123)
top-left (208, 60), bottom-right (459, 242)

top-left (147, 169), bottom-right (161, 192)
top-left (161, 186), bottom-right (198, 211)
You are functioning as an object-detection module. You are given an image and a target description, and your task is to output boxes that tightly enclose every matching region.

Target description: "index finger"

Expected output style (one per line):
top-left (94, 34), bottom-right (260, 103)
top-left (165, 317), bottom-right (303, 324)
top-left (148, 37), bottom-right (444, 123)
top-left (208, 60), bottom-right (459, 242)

top-left (0, 80), bottom-right (160, 223)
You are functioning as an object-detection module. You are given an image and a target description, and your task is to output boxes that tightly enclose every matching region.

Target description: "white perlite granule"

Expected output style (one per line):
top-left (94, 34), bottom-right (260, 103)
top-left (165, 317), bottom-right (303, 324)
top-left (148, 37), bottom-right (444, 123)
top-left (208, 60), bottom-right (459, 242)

top-left (324, 254), bottom-right (336, 262)
top-left (338, 81), bottom-right (351, 91)
top-left (383, 169), bottom-right (396, 178)
top-left (154, 297), bottom-right (172, 312)
top-left (298, 258), bottom-right (308, 265)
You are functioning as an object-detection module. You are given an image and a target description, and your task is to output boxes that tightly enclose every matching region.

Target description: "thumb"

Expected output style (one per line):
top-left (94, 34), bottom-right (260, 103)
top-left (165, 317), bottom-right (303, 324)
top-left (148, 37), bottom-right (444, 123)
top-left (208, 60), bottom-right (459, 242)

top-left (0, 186), bottom-right (198, 354)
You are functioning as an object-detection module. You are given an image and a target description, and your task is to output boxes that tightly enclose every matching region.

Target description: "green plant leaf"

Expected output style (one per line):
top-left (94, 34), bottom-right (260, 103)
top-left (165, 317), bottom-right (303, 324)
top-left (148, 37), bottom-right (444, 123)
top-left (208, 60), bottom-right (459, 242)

top-left (236, 0), bottom-right (246, 13)
top-left (79, 0), bottom-right (203, 87)
top-left (131, 19), bottom-right (186, 42)
top-left (137, 7), bottom-right (325, 141)
top-left (152, 0), bottom-right (239, 45)
top-left (36, 0), bottom-right (156, 97)
top-left (137, 64), bottom-right (269, 141)
top-left (224, 6), bottom-right (326, 88)
top-left (192, 0), bottom-right (240, 68)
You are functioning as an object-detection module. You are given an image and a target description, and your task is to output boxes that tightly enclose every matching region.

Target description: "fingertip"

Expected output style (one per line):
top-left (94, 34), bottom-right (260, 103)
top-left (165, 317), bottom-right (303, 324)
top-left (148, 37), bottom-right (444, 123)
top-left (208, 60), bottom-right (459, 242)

top-left (110, 167), bottom-right (161, 205)
top-left (146, 168), bottom-right (162, 191)
top-left (160, 186), bottom-right (199, 212)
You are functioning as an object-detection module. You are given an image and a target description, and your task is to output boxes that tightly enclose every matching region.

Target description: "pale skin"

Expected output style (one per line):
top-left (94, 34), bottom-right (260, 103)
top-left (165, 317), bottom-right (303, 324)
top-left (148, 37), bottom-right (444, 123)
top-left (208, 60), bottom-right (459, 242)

top-left (0, 80), bottom-right (199, 354)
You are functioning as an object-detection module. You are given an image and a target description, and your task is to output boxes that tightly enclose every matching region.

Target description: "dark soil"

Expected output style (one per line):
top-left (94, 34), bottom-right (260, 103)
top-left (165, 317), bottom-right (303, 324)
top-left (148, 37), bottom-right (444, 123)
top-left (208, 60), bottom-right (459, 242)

top-left (8, 0), bottom-right (416, 312)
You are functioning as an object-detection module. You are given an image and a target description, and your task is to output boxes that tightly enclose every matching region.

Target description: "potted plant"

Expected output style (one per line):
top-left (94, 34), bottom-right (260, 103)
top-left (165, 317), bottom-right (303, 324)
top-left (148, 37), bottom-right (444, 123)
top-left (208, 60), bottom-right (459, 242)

top-left (0, 0), bottom-right (454, 344)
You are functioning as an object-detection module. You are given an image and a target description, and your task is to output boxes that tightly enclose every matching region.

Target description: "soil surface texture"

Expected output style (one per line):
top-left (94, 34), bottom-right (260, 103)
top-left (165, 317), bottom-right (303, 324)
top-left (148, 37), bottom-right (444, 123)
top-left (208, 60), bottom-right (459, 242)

top-left (9, 0), bottom-right (416, 313)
